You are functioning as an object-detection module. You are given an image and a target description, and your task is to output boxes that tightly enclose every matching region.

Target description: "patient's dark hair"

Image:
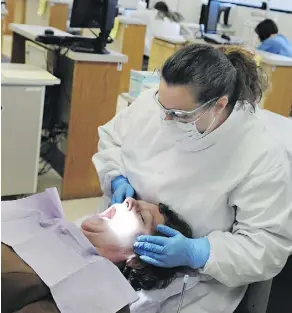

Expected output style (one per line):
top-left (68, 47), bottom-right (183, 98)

top-left (122, 204), bottom-right (193, 291)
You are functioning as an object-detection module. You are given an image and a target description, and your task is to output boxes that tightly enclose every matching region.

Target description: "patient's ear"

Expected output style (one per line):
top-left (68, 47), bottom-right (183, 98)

top-left (126, 255), bottom-right (146, 269)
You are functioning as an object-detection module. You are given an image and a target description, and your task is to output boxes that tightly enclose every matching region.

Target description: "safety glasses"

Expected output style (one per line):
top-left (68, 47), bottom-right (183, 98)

top-left (153, 91), bottom-right (218, 122)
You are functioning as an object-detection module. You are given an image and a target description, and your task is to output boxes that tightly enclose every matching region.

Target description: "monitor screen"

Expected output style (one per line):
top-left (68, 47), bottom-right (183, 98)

top-left (70, 0), bottom-right (104, 28)
top-left (206, 0), bottom-right (221, 34)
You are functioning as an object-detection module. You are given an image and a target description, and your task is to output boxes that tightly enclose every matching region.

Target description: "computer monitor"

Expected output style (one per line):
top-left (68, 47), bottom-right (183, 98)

top-left (70, 0), bottom-right (118, 53)
top-left (205, 0), bottom-right (221, 34)
top-left (199, 4), bottom-right (208, 26)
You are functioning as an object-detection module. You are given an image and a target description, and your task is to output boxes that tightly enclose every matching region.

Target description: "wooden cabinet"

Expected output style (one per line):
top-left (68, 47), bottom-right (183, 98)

top-left (3, 0), bottom-right (26, 35)
top-left (148, 38), bottom-right (187, 71)
top-left (110, 22), bottom-right (146, 94)
top-left (261, 63), bottom-right (292, 117)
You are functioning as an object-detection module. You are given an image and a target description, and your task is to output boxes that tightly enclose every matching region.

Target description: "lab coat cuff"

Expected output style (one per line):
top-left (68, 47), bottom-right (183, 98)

top-left (199, 232), bottom-right (220, 277)
top-left (103, 171), bottom-right (122, 198)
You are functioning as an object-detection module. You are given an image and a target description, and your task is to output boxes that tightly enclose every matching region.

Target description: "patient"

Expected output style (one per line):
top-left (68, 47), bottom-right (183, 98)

top-left (81, 197), bottom-right (193, 291)
top-left (2, 196), bottom-right (192, 313)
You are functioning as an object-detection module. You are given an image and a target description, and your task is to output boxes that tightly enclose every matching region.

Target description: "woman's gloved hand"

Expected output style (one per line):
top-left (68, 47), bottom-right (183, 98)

top-left (134, 225), bottom-right (210, 269)
top-left (111, 175), bottom-right (135, 204)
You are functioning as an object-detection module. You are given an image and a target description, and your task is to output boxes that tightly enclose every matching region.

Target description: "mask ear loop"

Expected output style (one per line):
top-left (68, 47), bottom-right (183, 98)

top-left (193, 104), bottom-right (227, 140)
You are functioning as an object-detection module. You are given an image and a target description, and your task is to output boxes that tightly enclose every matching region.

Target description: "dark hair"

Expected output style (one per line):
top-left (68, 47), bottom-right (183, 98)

top-left (154, 1), bottom-right (184, 23)
top-left (122, 204), bottom-right (193, 291)
top-left (161, 44), bottom-right (268, 111)
top-left (255, 19), bottom-right (278, 42)
top-left (154, 1), bottom-right (169, 13)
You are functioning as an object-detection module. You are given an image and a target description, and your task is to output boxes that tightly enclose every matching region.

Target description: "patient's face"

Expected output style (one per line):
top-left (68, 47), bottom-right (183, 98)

top-left (81, 198), bottom-right (165, 263)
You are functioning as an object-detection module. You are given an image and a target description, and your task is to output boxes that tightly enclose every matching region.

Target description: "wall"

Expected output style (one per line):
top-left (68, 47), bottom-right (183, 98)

top-left (167, 0), bottom-right (292, 42)
top-left (25, 0), bottom-right (49, 26)
top-left (119, 0), bottom-right (139, 8)
top-left (121, 0), bottom-right (292, 42)
top-left (233, 7), bottom-right (292, 42)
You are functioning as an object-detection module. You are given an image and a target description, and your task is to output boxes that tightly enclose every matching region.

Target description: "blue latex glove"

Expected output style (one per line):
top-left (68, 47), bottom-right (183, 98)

top-left (134, 224), bottom-right (210, 269)
top-left (111, 175), bottom-right (135, 204)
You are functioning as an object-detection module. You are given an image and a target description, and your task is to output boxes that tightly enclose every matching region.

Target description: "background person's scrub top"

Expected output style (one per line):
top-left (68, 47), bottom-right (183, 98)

top-left (93, 90), bottom-right (292, 313)
top-left (257, 34), bottom-right (292, 58)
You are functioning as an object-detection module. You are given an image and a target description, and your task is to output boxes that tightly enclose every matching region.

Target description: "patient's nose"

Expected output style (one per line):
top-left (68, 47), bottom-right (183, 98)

top-left (125, 198), bottom-right (137, 211)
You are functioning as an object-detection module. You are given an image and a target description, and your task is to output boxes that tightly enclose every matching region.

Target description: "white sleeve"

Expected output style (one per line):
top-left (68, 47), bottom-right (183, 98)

top-left (201, 159), bottom-right (292, 287)
top-left (92, 91), bottom-right (151, 198)
top-left (92, 106), bottom-right (130, 197)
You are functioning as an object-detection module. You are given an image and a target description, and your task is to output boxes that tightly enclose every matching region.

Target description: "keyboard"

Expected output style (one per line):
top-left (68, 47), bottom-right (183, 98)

top-left (203, 34), bottom-right (244, 45)
top-left (35, 35), bottom-right (95, 46)
top-left (35, 35), bottom-right (109, 54)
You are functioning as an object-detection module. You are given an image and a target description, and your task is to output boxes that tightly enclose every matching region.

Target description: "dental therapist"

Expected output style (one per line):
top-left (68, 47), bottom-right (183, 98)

top-left (92, 44), bottom-right (292, 313)
top-left (129, 1), bottom-right (183, 57)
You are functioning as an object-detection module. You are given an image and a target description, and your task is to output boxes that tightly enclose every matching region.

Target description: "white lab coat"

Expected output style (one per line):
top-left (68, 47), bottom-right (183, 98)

top-left (93, 90), bottom-right (292, 313)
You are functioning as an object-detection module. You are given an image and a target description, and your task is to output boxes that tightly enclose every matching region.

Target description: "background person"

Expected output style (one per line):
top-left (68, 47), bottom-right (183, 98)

top-left (255, 19), bottom-right (292, 58)
top-left (130, 1), bottom-right (184, 68)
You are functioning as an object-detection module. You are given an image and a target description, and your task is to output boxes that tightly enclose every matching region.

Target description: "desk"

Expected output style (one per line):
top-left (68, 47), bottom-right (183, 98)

top-left (148, 37), bottom-right (187, 71)
top-left (1, 64), bottom-right (60, 196)
top-left (110, 17), bottom-right (146, 94)
top-left (1, 6), bottom-right (8, 53)
top-left (10, 24), bottom-right (128, 200)
top-left (82, 17), bottom-right (146, 94)
top-left (257, 50), bottom-right (292, 117)
top-left (181, 22), bottom-right (236, 37)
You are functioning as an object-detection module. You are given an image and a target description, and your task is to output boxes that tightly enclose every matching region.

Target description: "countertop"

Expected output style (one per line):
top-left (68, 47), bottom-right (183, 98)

top-left (10, 24), bottom-right (128, 64)
top-left (256, 50), bottom-right (292, 67)
top-left (155, 35), bottom-right (187, 45)
top-left (2, 63), bottom-right (60, 86)
top-left (118, 16), bottom-right (147, 25)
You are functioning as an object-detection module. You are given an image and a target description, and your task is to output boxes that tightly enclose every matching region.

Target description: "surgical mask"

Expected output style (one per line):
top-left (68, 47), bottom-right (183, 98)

top-left (176, 106), bottom-right (219, 140)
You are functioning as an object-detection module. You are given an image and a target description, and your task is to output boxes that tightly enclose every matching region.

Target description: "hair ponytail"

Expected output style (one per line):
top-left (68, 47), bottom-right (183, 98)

top-left (217, 46), bottom-right (268, 111)
top-left (162, 44), bottom-right (267, 112)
